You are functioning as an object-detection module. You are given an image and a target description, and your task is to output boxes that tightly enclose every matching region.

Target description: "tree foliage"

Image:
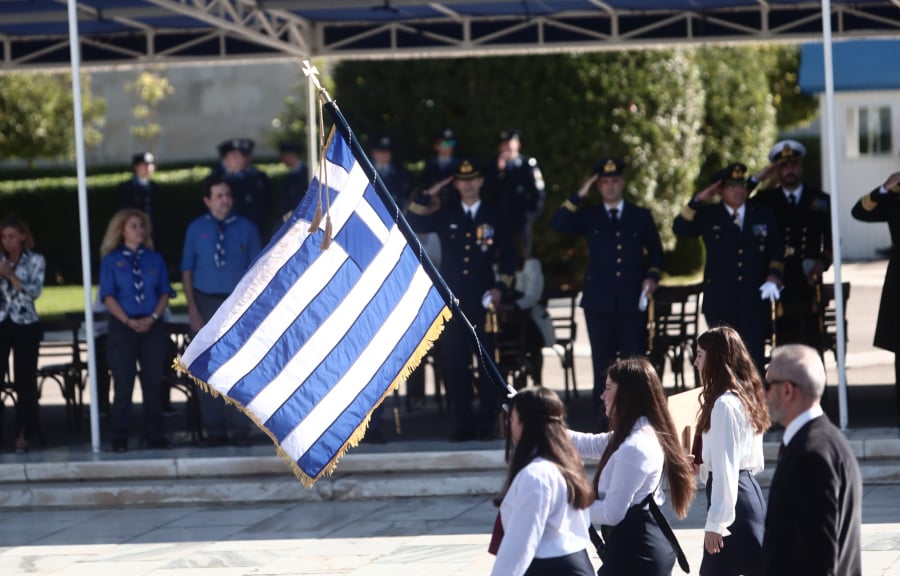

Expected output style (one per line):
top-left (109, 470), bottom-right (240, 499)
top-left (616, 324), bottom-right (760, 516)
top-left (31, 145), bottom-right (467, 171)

top-left (126, 69), bottom-right (174, 153)
top-left (755, 45), bottom-right (819, 132)
top-left (0, 72), bottom-right (106, 164)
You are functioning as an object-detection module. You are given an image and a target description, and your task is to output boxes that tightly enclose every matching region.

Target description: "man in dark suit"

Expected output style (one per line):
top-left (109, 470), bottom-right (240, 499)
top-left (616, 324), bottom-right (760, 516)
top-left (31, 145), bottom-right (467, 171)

top-left (551, 156), bottom-right (664, 424)
top-left (407, 160), bottom-right (515, 441)
top-left (752, 140), bottom-right (833, 353)
top-left (673, 162), bottom-right (784, 375)
top-left (762, 344), bottom-right (862, 576)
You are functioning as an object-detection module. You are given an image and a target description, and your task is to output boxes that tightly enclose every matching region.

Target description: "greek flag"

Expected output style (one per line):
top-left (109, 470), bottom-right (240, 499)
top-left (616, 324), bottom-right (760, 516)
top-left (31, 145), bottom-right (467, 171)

top-left (177, 128), bottom-right (451, 486)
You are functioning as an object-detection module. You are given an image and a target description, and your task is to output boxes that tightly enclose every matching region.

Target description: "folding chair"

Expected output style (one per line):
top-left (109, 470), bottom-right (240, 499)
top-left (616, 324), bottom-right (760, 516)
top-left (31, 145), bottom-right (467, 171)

top-left (648, 283), bottom-right (703, 390)
top-left (543, 288), bottom-right (580, 401)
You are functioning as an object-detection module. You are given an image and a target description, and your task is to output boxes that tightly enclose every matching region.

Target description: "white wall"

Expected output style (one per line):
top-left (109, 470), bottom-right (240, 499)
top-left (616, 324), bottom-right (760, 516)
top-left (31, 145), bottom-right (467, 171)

top-left (819, 90), bottom-right (898, 260)
top-left (89, 59), bottom-right (303, 166)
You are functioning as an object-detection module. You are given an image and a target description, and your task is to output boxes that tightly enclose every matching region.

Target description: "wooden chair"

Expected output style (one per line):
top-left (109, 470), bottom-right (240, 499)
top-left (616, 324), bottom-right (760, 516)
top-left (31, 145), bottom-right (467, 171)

top-left (543, 288), bottom-right (580, 401)
top-left (648, 283), bottom-right (703, 390)
top-left (37, 315), bottom-right (86, 432)
top-left (820, 281), bottom-right (851, 366)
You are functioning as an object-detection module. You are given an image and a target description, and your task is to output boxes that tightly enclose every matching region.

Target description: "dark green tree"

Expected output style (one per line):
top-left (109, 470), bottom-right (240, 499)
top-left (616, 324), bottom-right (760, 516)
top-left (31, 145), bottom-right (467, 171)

top-left (755, 45), bottom-right (819, 132)
top-left (333, 51), bottom-right (705, 284)
top-left (0, 72), bottom-right (106, 164)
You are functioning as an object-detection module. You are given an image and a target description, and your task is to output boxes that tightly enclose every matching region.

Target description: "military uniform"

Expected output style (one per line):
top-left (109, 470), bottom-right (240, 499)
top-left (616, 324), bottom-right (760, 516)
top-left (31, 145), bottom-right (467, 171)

top-left (674, 166), bottom-right (784, 372)
top-left (752, 140), bottom-right (833, 353)
top-left (484, 131), bottom-right (546, 255)
top-left (117, 152), bottom-right (161, 246)
top-left (276, 142), bottom-right (309, 220)
top-left (407, 162), bottom-right (515, 440)
top-left (851, 183), bottom-right (900, 423)
top-left (551, 165), bottom-right (663, 415)
top-left (212, 138), bottom-right (274, 238)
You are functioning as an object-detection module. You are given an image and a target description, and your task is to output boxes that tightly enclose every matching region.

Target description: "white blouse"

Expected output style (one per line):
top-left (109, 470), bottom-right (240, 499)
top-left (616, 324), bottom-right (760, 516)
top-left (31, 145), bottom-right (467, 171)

top-left (569, 417), bottom-right (665, 527)
top-left (700, 391), bottom-right (764, 535)
top-left (492, 457), bottom-right (591, 576)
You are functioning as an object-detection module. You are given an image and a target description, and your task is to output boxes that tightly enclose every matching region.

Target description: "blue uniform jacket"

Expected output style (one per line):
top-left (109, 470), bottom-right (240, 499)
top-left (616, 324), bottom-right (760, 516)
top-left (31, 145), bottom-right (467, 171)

top-left (407, 196), bottom-right (514, 316)
top-left (673, 199), bottom-right (784, 320)
top-left (551, 195), bottom-right (664, 314)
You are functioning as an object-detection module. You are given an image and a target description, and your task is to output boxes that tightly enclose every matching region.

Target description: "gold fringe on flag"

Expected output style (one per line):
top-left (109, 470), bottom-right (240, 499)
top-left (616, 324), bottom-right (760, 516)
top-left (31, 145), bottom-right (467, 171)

top-left (172, 305), bottom-right (452, 488)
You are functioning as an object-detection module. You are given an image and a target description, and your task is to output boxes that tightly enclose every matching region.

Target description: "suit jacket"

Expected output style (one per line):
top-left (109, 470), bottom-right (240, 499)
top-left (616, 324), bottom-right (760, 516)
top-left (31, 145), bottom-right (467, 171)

top-left (551, 195), bottom-right (663, 315)
top-left (673, 199), bottom-right (783, 321)
top-left (762, 415), bottom-right (862, 576)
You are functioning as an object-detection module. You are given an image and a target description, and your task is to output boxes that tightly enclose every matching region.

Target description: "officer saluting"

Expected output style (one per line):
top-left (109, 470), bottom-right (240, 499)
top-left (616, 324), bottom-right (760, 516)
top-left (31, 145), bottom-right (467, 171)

top-left (407, 160), bottom-right (515, 441)
top-left (551, 156), bottom-right (664, 427)
top-left (673, 163), bottom-right (784, 374)
top-left (751, 140), bottom-right (833, 353)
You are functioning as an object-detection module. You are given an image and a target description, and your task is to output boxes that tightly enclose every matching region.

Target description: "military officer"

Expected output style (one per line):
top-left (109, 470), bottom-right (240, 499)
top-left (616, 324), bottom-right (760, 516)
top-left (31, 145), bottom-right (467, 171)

top-left (407, 160), bottom-right (515, 441)
top-left (211, 138), bottom-right (273, 238)
top-left (751, 140), bottom-right (833, 353)
top-left (369, 135), bottom-right (410, 210)
top-left (484, 130), bottom-right (546, 257)
top-left (116, 152), bottom-right (161, 245)
top-left (551, 156), bottom-right (664, 426)
top-left (276, 141), bottom-right (309, 221)
top-left (851, 170), bottom-right (900, 426)
top-left (674, 163), bottom-right (784, 374)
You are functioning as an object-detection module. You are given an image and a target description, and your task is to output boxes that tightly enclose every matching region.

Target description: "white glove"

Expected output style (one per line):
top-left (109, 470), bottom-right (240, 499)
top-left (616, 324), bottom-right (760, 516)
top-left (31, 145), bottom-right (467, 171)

top-left (759, 280), bottom-right (781, 302)
top-left (482, 291), bottom-right (493, 309)
top-left (638, 285), bottom-right (650, 312)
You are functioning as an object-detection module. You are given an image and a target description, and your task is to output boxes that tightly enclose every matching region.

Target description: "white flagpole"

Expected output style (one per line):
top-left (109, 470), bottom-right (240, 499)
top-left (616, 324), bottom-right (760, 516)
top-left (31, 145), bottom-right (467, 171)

top-left (66, 0), bottom-right (101, 452)
top-left (820, 0), bottom-right (849, 430)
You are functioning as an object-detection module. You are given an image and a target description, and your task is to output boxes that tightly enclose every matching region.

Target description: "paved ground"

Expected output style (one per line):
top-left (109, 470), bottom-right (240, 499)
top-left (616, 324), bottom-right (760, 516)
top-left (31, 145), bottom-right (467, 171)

top-left (0, 485), bottom-right (899, 575)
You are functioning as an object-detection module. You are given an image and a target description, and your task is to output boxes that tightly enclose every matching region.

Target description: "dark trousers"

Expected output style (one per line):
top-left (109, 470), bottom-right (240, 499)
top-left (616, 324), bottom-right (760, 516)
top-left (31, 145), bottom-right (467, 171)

top-left (701, 471), bottom-right (765, 576)
top-left (193, 291), bottom-right (249, 439)
top-left (0, 319), bottom-right (41, 441)
top-left (524, 549), bottom-right (594, 576)
top-left (441, 315), bottom-right (498, 437)
top-left (107, 318), bottom-right (166, 443)
top-left (584, 309), bottom-right (644, 417)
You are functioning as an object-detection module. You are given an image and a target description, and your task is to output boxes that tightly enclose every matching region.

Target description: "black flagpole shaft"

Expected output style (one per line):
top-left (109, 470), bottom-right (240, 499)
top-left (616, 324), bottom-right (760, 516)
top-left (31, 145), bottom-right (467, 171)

top-left (324, 100), bottom-right (511, 398)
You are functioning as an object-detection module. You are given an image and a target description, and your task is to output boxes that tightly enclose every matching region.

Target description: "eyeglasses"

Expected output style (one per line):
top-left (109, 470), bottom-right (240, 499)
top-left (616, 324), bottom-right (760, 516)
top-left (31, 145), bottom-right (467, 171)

top-left (764, 378), bottom-right (792, 392)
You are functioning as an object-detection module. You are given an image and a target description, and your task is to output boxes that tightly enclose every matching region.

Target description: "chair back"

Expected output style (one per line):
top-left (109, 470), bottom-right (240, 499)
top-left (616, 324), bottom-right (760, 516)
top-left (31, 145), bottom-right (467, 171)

top-left (543, 288), bottom-right (580, 348)
top-left (648, 283), bottom-right (703, 389)
top-left (820, 281), bottom-right (851, 362)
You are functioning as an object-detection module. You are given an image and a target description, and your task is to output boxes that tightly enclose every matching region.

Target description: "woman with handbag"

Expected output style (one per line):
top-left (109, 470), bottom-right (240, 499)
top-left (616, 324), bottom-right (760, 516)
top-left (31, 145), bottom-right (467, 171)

top-left (569, 357), bottom-right (695, 575)
top-left (693, 326), bottom-right (770, 575)
top-left (490, 387), bottom-right (595, 576)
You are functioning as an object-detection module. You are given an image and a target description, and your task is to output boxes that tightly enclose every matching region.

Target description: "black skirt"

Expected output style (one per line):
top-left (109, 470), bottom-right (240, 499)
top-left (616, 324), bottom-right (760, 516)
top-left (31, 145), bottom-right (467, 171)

top-left (700, 470), bottom-right (766, 576)
top-left (524, 549), bottom-right (595, 576)
top-left (598, 502), bottom-right (675, 576)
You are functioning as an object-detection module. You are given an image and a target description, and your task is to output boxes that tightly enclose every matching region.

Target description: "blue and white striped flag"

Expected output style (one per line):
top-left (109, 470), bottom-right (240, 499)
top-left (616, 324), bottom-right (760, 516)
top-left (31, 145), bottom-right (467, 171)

top-left (177, 128), bottom-right (451, 486)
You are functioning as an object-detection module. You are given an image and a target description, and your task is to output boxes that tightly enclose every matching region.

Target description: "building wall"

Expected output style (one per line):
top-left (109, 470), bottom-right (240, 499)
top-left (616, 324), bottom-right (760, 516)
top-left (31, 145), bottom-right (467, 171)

top-left (818, 90), bottom-right (898, 260)
top-left (89, 59), bottom-right (303, 166)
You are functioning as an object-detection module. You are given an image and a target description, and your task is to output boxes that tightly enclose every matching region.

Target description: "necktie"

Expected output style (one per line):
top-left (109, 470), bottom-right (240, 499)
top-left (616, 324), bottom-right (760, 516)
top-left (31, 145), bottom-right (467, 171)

top-left (609, 208), bottom-right (619, 230)
top-left (131, 250), bottom-right (144, 305)
top-left (465, 209), bottom-right (474, 224)
top-left (787, 194), bottom-right (797, 206)
top-left (732, 210), bottom-right (741, 230)
top-left (215, 224), bottom-right (227, 269)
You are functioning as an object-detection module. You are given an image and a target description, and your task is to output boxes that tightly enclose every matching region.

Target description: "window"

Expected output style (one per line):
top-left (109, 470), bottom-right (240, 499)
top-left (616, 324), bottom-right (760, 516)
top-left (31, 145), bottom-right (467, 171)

top-left (846, 106), bottom-right (893, 157)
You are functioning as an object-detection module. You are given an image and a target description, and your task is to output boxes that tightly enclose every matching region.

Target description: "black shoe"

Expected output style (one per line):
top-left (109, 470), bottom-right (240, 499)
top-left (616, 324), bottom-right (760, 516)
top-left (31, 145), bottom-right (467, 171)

top-left (112, 439), bottom-right (128, 453)
top-left (449, 430), bottom-right (477, 442)
top-left (146, 437), bottom-right (172, 449)
top-left (200, 435), bottom-right (228, 448)
top-left (231, 433), bottom-right (251, 447)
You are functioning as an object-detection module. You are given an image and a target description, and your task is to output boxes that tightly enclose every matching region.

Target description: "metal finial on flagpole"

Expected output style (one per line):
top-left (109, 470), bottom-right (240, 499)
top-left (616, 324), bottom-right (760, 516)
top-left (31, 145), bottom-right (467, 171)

top-left (302, 60), bottom-right (332, 102)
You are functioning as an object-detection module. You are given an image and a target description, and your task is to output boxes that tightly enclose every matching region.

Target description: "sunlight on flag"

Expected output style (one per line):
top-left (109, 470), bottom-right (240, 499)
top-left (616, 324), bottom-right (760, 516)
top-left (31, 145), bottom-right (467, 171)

top-left (176, 128), bottom-right (451, 487)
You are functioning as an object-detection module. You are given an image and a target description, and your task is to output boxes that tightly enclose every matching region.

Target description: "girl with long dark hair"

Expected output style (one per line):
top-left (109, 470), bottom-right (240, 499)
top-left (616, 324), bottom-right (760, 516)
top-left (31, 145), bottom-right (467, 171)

top-left (491, 387), bottom-right (595, 576)
top-left (569, 357), bottom-right (695, 575)
top-left (694, 326), bottom-right (771, 575)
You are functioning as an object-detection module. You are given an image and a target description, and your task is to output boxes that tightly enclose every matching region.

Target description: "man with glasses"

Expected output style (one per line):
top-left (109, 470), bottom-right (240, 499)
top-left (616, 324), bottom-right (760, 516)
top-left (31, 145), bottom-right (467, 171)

top-left (761, 344), bottom-right (862, 575)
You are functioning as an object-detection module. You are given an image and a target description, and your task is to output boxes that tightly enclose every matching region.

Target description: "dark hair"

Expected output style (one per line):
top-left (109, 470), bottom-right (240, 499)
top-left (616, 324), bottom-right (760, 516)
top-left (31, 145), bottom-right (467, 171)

top-left (495, 387), bottom-right (593, 510)
top-left (202, 174), bottom-right (229, 199)
top-left (0, 214), bottom-right (35, 251)
top-left (594, 358), bottom-right (696, 518)
top-left (696, 326), bottom-right (771, 435)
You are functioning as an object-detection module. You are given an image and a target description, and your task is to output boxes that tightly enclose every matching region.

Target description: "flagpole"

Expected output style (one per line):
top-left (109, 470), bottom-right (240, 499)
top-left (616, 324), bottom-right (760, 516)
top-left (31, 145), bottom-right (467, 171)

top-left (318, 99), bottom-right (513, 401)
